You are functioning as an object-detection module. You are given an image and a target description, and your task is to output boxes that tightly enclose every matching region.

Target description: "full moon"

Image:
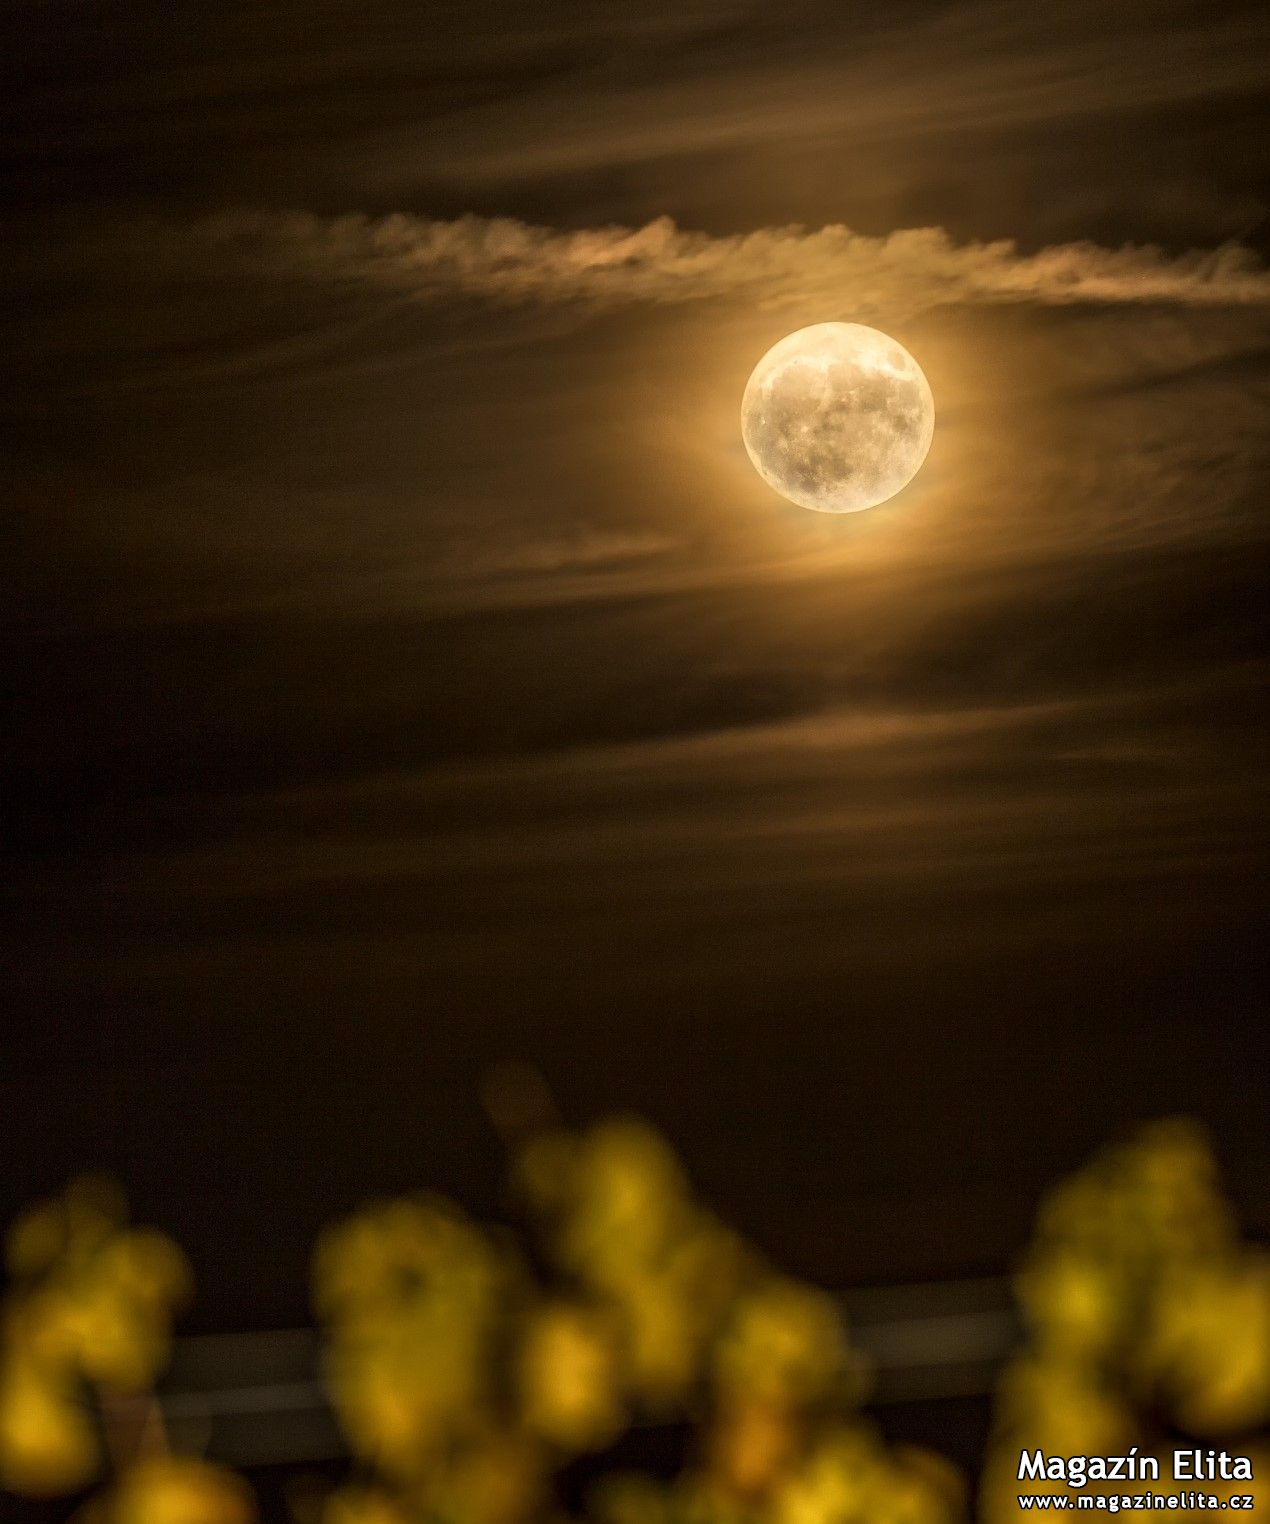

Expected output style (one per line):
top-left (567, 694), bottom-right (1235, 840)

top-left (741, 322), bottom-right (934, 513)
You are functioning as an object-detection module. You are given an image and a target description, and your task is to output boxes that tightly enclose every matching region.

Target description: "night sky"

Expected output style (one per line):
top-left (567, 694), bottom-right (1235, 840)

top-left (3, 0), bottom-right (1269, 1331)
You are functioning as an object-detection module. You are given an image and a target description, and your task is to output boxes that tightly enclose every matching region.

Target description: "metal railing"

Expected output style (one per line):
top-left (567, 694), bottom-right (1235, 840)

top-left (158, 1277), bottom-right (1019, 1466)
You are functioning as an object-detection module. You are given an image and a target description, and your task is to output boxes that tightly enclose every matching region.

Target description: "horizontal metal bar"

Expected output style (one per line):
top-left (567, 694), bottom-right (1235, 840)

top-left (154, 1279), bottom-right (1019, 1466)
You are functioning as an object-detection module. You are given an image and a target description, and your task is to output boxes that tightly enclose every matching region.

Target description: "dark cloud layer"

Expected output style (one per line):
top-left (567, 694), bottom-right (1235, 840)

top-left (2, 0), bottom-right (1268, 1326)
top-left (5, 0), bottom-right (1269, 246)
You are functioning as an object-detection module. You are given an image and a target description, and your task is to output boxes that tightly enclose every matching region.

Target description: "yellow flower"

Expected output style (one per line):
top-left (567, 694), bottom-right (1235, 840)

top-left (3, 1176), bottom-right (191, 1420)
top-left (557, 1121), bottom-right (694, 1287)
top-left (1151, 1255), bottom-right (1270, 1431)
top-left (76, 1457), bottom-right (255, 1524)
top-left (992, 1356), bottom-right (1134, 1458)
top-left (429, 1430), bottom-right (544, 1524)
top-left (320, 1484), bottom-right (412, 1524)
top-left (1015, 1249), bottom-right (1120, 1359)
top-left (776, 1432), bottom-right (962, 1524)
top-left (314, 1195), bottom-right (506, 1477)
top-left (0, 1349), bottom-right (99, 1496)
top-left (714, 1279), bottom-right (845, 1410)
top-left (517, 1301), bottom-right (624, 1450)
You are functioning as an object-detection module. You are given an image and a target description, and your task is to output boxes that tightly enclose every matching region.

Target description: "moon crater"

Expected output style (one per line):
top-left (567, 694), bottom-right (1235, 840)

top-left (741, 322), bottom-right (934, 513)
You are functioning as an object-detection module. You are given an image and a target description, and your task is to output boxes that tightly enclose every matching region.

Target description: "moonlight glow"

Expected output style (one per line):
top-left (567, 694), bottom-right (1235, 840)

top-left (741, 323), bottom-right (935, 513)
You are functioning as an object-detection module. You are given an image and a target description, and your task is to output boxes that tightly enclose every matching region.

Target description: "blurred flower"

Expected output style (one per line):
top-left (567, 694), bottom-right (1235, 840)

top-left (320, 1484), bottom-right (412, 1524)
top-left (516, 1119), bottom-right (751, 1409)
top-left (314, 1194), bottom-right (508, 1479)
top-left (0, 1338), bottom-right (98, 1495)
top-left (523, 1120), bottom-right (697, 1290)
top-left (707, 1398), bottom-right (798, 1499)
top-left (984, 1118), bottom-right (1270, 1524)
top-left (774, 1430), bottom-right (963, 1524)
top-left (991, 1356), bottom-right (1134, 1457)
top-left (73, 1456), bottom-right (255, 1524)
top-left (714, 1279), bottom-right (846, 1412)
top-left (0, 1178), bottom-right (192, 1497)
top-left (622, 1223), bottom-right (748, 1407)
top-left (316, 1110), bottom-right (961, 1524)
top-left (1151, 1253), bottom-right (1270, 1431)
top-left (517, 1301), bottom-right (624, 1450)
top-left (429, 1429), bottom-right (546, 1524)
top-left (589, 1473), bottom-right (673, 1524)
top-left (1014, 1248), bottom-right (1120, 1361)
top-left (7, 1177), bottom-right (128, 1281)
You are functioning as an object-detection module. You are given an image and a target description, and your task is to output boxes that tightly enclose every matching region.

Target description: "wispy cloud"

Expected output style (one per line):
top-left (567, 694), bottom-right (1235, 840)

top-left (204, 211), bottom-right (1270, 317)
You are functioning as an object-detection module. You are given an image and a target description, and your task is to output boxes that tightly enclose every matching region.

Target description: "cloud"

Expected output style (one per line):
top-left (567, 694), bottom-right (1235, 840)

top-left (203, 210), bottom-right (1270, 318)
